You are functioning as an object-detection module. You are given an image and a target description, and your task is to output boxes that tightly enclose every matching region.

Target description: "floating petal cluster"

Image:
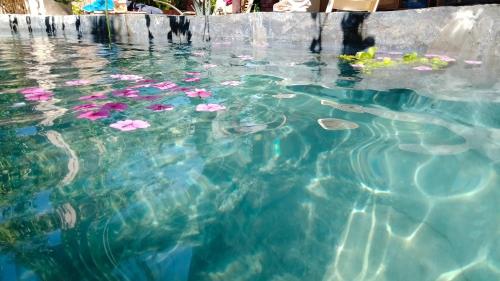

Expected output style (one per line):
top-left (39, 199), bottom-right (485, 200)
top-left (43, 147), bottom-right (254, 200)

top-left (147, 104), bottom-right (174, 111)
top-left (184, 77), bottom-right (201, 82)
top-left (19, 88), bottom-right (53, 101)
top-left (112, 89), bottom-right (140, 98)
top-left (153, 81), bottom-right (177, 90)
top-left (186, 88), bottom-right (212, 98)
top-left (339, 47), bottom-right (453, 73)
top-left (196, 104), bottom-right (226, 112)
top-left (110, 120), bottom-right (150, 131)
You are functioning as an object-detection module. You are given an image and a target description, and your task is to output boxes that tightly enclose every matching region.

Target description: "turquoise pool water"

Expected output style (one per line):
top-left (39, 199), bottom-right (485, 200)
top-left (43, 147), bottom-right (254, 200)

top-left (0, 37), bottom-right (499, 281)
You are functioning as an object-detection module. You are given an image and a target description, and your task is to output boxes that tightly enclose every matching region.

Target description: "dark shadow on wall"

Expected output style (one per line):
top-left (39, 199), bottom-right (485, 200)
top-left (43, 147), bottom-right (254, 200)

top-left (89, 15), bottom-right (116, 44)
top-left (167, 16), bottom-right (192, 44)
top-left (8, 15), bottom-right (18, 34)
top-left (336, 12), bottom-right (375, 88)
top-left (45, 16), bottom-right (57, 37)
top-left (203, 15), bottom-right (210, 42)
top-left (75, 15), bottom-right (83, 39)
top-left (310, 13), bottom-right (328, 54)
top-left (145, 14), bottom-right (154, 41)
top-left (341, 12), bottom-right (375, 55)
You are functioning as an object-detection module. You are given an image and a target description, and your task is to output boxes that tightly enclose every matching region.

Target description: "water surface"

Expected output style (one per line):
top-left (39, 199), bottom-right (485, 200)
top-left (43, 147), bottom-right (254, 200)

top-left (0, 36), bottom-right (499, 281)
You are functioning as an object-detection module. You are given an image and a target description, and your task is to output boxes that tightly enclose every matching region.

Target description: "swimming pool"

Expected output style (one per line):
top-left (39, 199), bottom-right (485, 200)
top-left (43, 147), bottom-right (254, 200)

top-left (0, 18), bottom-right (499, 281)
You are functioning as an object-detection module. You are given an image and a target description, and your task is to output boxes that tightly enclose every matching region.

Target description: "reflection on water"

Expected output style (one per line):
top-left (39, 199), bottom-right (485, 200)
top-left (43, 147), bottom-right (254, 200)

top-left (0, 36), bottom-right (499, 281)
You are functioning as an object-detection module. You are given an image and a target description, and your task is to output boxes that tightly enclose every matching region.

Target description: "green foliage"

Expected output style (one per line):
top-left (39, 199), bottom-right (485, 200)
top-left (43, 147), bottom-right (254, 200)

top-left (402, 52), bottom-right (418, 62)
top-left (338, 48), bottom-right (450, 73)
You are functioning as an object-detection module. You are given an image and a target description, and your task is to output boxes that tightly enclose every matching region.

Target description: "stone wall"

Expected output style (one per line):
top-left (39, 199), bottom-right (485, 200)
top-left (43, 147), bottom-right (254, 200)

top-left (0, 4), bottom-right (499, 62)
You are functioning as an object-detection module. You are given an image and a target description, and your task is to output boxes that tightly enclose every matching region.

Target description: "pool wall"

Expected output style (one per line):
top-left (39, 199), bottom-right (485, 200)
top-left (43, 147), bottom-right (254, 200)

top-left (0, 5), bottom-right (499, 58)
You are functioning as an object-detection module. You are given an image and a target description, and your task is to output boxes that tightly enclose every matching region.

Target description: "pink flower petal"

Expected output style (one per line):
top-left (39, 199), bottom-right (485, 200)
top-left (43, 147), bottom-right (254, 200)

top-left (77, 110), bottom-right (109, 121)
top-left (186, 72), bottom-right (201, 76)
top-left (203, 64), bottom-right (217, 69)
top-left (464, 60), bottom-right (482, 65)
top-left (19, 87), bottom-right (47, 95)
top-left (23, 91), bottom-right (54, 101)
top-left (413, 66), bottom-right (433, 71)
top-left (132, 95), bottom-right (162, 101)
top-left (351, 64), bottom-right (365, 69)
top-left (153, 81), bottom-right (177, 90)
top-left (136, 79), bottom-right (156, 84)
top-left (146, 104), bottom-right (174, 111)
top-left (101, 102), bottom-right (128, 112)
top-left (425, 54), bottom-right (455, 62)
top-left (112, 89), bottom-right (140, 98)
top-left (184, 77), bottom-right (201, 83)
top-left (110, 120), bottom-right (150, 131)
top-left (185, 88), bottom-right (212, 98)
top-left (196, 103), bottom-right (226, 112)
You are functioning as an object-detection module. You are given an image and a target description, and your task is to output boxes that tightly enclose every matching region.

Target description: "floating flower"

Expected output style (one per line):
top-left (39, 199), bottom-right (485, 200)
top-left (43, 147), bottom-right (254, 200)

top-left (79, 93), bottom-right (107, 100)
top-left (24, 91), bottom-right (54, 101)
top-left (19, 87), bottom-right (47, 95)
top-left (464, 60), bottom-right (482, 65)
top-left (112, 89), bottom-right (140, 98)
top-left (132, 95), bottom-right (162, 101)
top-left (424, 54), bottom-right (455, 62)
top-left (186, 71), bottom-right (201, 76)
top-left (237, 55), bottom-right (253, 60)
top-left (153, 81), bottom-right (177, 90)
top-left (186, 88), bottom-right (212, 98)
top-left (136, 79), bottom-right (156, 84)
top-left (146, 104), bottom-right (174, 111)
top-left (438, 55), bottom-right (455, 62)
top-left (184, 77), bottom-right (201, 82)
top-left (196, 104), bottom-right (226, 112)
top-left (220, 80), bottom-right (241, 86)
top-left (19, 87), bottom-right (54, 101)
top-left (110, 74), bottom-right (143, 81)
top-left (110, 120), bottom-right (150, 131)
top-left (77, 110), bottom-right (109, 121)
top-left (101, 102), bottom-right (128, 112)
top-left (351, 64), bottom-right (365, 69)
top-left (171, 86), bottom-right (191, 92)
top-left (413, 66), bottom-right (433, 71)
top-left (65, 80), bottom-right (90, 86)
top-left (203, 64), bottom-right (217, 69)
top-left (73, 103), bottom-right (98, 111)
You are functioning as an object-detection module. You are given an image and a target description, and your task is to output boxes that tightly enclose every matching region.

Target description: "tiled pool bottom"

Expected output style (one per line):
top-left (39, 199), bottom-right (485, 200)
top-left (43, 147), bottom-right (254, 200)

top-left (0, 36), bottom-right (499, 281)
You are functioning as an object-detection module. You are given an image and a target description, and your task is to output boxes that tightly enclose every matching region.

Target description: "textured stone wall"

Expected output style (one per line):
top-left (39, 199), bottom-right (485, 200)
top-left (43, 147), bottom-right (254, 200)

top-left (0, 4), bottom-right (499, 62)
